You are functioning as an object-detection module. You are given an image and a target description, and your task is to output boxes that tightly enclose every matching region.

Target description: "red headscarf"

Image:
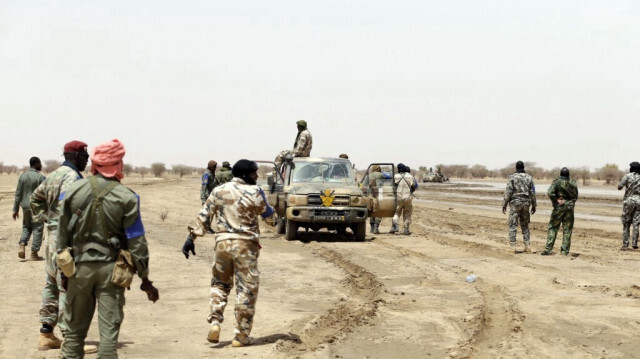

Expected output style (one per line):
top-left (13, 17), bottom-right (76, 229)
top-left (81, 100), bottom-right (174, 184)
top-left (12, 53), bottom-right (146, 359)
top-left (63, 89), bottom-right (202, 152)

top-left (91, 139), bottom-right (126, 180)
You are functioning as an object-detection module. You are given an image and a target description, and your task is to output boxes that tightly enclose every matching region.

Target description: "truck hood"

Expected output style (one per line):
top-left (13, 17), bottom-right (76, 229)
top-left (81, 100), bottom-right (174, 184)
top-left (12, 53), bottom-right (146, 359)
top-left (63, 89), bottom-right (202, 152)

top-left (286, 183), bottom-right (364, 196)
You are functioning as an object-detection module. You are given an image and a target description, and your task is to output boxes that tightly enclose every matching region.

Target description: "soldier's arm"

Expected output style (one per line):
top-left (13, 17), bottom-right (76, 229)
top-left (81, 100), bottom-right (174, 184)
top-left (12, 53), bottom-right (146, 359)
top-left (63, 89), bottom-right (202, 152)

top-left (123, 193), bottom-right (150, 279)
top-left (502, 178), bottom-right (513, 208)
top-left (292, 133), bottom-right (308, 156)
top-left (547, 181), bottom-right (558, 205)
top-left (56, 190), bottom-right (73, 252)
top-left (618, 175), bottom-right (627, 190)
top-left (13, 174), bottom-right (23, 214)
top-left (530, 179), bottom-right (537, 208)
top-left (200, 173), bottom-right (210, 203)
top-left (191, 192), bottom-right (220, 238)
top-left (30, 181), bottom-right (48, 222)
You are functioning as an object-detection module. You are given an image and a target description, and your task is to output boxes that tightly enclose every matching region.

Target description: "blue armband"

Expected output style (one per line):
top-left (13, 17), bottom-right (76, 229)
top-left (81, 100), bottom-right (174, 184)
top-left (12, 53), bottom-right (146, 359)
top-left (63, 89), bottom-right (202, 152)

top-left (202, 173), bottom-right (210, 185)
top-left (125, 194), bottom-right (146, 239)
top-left (58, 192), bottom-right (66, 201)
top-left (258, 188), bottom-right (275, 218)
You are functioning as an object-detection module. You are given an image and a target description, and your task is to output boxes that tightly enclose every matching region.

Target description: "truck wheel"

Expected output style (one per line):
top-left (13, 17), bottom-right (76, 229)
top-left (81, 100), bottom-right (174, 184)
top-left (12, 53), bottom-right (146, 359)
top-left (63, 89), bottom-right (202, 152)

top-left (352, 221), bottom-right (366, 241)
top-left (285, 219), bottom-right (298, 241)
top-left (275, 215), bottom-right (286, 235)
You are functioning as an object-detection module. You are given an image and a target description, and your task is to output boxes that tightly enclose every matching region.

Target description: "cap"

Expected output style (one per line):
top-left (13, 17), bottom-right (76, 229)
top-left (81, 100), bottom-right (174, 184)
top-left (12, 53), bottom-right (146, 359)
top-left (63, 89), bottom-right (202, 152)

top-left (222, 161), bottom-right (231, 168)
top-left (64, 140), bottom-right (88, 153)
top-left (296, 120), bottom-right (307, 128)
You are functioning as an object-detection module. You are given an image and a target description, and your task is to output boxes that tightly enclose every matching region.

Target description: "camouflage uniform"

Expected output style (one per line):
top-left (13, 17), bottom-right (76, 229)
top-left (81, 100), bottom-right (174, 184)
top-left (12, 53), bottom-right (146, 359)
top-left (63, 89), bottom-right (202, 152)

top-left (543, 176), bottom-right (578, 255)
top-left (392, 172), bottom-right (418, 233)
top-left (213, 166), bottom-right (233, 187)
top-left (191, 178), bottom-right (273, 340)
top-left (368, 171), bottom-right (385, 232)
top-left (618, 172), bottom-right (640, 248)
top-left (57, 174), bottom-right (150, 358)
top-left (14, 168), bottom-right (45, 252)
top-left (201, 169), bottom-right (216, 204)
top-left (274, 127), bottom-right (313, 168)
top-left (30, 162), bottom-right (84, 333)
top-left (502, 172), bottom-right (537, 248)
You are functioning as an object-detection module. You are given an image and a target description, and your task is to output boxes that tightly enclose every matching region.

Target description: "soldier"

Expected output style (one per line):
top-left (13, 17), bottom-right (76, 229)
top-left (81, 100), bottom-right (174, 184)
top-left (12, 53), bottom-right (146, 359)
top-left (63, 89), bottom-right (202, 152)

top-left (338, 154), bottom-right (349, 159)
top-left (57, 139), bottom-right (159, 358)
top-left (367, 165), bottom-right (385, 234)
top-left (213, 161), bottom-right (233, 187)
top-left (201, 160), bottom-right (217, 204)
top-left (390, 163), bottom-right (418, 235)
top-left (541, 167), bottom-right (578, 256)
top-left (182, 159), bottom-right (275, 347)
top-left (502, 161), bottom-right (537, 254)
top-left (618, 162), bottom-right (640, 250)
top-left (274, 120), bottom-right (313, 168)
top-left (30, 141), bottom-right (97, 352)
top-left (13, 156), bottom-right (45, 260)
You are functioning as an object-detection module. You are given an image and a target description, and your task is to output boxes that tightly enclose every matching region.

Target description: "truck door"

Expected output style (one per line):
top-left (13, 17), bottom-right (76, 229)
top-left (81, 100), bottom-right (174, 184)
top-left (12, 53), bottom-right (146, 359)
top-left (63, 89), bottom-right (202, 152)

top-left (360, 163), bottom-right (397, 217)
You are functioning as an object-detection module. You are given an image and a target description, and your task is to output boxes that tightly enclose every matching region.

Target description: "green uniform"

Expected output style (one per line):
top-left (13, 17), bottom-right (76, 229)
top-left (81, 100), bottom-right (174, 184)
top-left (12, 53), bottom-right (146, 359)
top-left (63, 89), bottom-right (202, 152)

top-left (201, 169), bottom-right (215, 204)
top-left (14, 168), bottom-right (45, 251)
top-left (57, 175), bottom-right (150, 358)
top-left (30, 162), bottom-right (83, 332)
top-left (213, 167), bottom-right (233, 188)
top-left (544, 176), bottom-right (579, 255)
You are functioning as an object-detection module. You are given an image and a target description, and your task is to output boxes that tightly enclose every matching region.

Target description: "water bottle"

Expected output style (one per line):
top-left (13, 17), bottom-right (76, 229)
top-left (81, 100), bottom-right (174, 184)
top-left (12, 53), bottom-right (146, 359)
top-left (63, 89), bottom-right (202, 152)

top-left (465, 274), bottom-right (477, 283)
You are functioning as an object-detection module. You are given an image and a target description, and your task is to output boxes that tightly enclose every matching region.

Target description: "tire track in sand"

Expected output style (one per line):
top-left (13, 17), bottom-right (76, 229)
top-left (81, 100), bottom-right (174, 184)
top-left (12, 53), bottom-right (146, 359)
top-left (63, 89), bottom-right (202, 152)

top-left (275, 242), bottom-right (385, 356)
top-left (375, 236), bottom-right (525, 358)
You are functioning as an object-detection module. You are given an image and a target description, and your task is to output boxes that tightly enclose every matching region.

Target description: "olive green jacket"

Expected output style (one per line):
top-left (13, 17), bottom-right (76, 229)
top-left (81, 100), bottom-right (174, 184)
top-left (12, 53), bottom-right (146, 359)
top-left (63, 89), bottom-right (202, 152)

top-left (57, 175), bottom-right (150, 279)
top-left (13, 168), bottom-right (45, 212)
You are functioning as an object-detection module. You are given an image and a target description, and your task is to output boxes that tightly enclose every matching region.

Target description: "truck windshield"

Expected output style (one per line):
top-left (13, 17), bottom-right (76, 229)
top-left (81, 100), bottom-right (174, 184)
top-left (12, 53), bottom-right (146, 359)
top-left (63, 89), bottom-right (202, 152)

top-left (291, 161), bottom-right (355, 185)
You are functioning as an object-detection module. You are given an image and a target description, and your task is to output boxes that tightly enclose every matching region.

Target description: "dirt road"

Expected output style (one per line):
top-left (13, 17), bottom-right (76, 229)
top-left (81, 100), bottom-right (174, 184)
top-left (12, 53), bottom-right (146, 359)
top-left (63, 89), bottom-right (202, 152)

top-left (1, 176), bottom-right (639, 358)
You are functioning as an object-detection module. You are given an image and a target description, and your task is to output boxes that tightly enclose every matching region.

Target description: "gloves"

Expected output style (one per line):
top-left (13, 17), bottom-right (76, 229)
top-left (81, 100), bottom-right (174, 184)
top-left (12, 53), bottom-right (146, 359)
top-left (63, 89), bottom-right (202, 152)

top-left (140, 278), bottom-right (159, 303)
top-left (182, 235), bottom-right (196, 259)
top-left (531, 207), bottom-right (536, 215)
top-left (502, 206), bottom-right (507, 214)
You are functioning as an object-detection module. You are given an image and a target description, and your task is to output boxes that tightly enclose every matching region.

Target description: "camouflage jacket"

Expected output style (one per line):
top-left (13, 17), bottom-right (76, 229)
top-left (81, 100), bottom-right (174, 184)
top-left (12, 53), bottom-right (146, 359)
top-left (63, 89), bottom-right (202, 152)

top-left (292, 129), bottom-right (312, 157)
top-left (192, 178), bottom-right (274, 243)
top-left (502, 172), bottom-right (537, 208)
top-left (57, 175), bottom-right (150, 278)
top-left (394, 173), bottom-right (418, 200)
top-left (30, 162), bottom-right (83, 228)
top-left (213, 167), bottom-right (233, 187)
top-left (201, 169), bottom-right (215, 203)
top-left (547, 176), bottom-right (578, 207)
top-left (618, 172), bottom-right (640, 201)
top-left (13, 168), bottom-right (45, 212)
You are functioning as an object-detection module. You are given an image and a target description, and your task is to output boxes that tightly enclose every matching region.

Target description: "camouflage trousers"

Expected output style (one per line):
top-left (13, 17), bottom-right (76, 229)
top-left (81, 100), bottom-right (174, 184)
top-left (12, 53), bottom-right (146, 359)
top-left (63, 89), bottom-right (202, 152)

top-left (208, 239), bottom-right (260, 339)
top-left (392, 197), bottom-right (413, 227)
top-left (40, 226), bottom-right (68, 332)
top-left (274, 150), bottom-right (291, 169)
top-left (19, 209), bottom-right (44, 252)
top-left (369, 217), bottom-right (381, 225)
top-left (545, 203), bottom-right (575, 254)
top-left (508, 202), bottom-right (531, 245)
top-left (62, 261), bottom-right (124, 359)
top-left (621, 197), bottom-right (640, 248)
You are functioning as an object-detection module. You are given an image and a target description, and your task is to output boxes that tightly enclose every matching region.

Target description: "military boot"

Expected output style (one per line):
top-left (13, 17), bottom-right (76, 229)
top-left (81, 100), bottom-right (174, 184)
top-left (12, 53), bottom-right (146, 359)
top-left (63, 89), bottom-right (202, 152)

top-left (369, 222), bottom-right (375, 234)
top-left (30, 251), bottom-right (44, 261)
top-left (402, 226), bottom-right (411, 235)
top-left (373, 223), bottom-right (380, 234)
top-left (38, 332), bottom-right (62, 351)
top-left (523, 245), bottom-right (532, 254)
top-left (18, 243), bottom-right (26, 259)
top-left (389, 223), bottom-right (399, 234)
top-left (207, 323), bottom-right (220, 343)
top-left (231, 335), bottom-right (255, 347)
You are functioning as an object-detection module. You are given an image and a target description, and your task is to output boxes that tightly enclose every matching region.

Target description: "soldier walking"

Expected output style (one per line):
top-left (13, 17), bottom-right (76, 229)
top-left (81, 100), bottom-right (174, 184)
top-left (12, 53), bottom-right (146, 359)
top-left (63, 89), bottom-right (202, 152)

top-left (502, 161), bottom-right (537, 254)
top-left (213, 161), bottom-right (233, 187)
top-left (201, 160), bottom-right (217, 204)
top-left (30, 141), bottom-right (97, 352)
top-left (57, 139), bottom-right (159, 358)
top-left (390, 163), bottom-right (418, 235)
top-left (541, 167), bottom-right (579, 256)
top-left (13, 156), bottom-right (45, 260)
top-left (367, 165), bottom-right (385, 234)
top-left (182, 160), bottom-right (275, 347)
top-left (274, 120), bottom-right (313, 168)
top-left (618, 162), bottom-right (640, 250)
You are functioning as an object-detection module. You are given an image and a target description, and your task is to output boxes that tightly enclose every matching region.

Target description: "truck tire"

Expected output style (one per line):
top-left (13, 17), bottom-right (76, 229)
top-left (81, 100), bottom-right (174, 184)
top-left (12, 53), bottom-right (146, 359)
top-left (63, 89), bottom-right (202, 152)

top-left (285, 219), bottom-right (298, 241)
top-left (275, 215), bottom-right (286, 235)
top-left (352, 221), bottom-right (366, 242)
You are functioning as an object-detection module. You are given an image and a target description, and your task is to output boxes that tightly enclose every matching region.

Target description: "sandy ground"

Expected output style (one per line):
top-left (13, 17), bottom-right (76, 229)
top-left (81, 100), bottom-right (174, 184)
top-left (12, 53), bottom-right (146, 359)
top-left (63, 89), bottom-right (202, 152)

top-left (1, 174), bottom-right (639, 359)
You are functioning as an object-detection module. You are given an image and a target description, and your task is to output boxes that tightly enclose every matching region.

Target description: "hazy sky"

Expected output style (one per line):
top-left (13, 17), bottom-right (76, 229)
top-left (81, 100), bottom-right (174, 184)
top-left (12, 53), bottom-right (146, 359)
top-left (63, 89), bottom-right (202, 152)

top-left (1, 1), bottom-right (638, 171)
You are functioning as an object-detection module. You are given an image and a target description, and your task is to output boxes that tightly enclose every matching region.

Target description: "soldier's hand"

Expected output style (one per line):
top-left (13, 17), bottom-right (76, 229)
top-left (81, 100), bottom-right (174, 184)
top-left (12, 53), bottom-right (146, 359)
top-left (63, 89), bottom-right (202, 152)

top-left (182, 236), bottom-right (196, 259)
top-left (12, 212), bottom-right (19, 220)
top-left (531, 207), bottom-right (536, 215)
top-left (140, 278), bottom-right (159, 303)
top-left (502, 206), bottom-right (507, 214)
